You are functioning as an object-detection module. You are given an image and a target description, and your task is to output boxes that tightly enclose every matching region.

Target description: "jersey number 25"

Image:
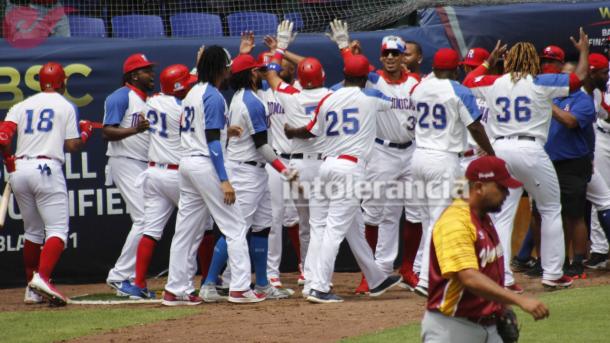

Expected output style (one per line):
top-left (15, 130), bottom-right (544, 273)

top-left (326, 108), bottom-right (360, 136)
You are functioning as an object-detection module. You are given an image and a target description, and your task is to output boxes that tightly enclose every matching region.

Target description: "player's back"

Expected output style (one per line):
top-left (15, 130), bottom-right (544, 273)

top-left (181, 82), bottom-right (228, 157)
top-left (412, 75), bottom-right (479, 153)
top-left (477, 73), bottom-right (569, 142)
top-left (258, 81), bottom-right (290, 154)
top-left (275, 82), bottom-right (330, 154)
top-left (146, 93), bottom-right (183, 164)
top-left (6, 92), bottom-right (79, 163)
top-left (366, 71), bottom-right (419, 142)
top-left (314, 87), bottom-right (387, 162)
top-left (227, 88), bottom-right (269, 163)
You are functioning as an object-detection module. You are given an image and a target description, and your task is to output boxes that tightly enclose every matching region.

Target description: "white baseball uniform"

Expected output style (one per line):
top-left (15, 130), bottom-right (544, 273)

top-left (165, 82), bottom-right (251, 296)
top-left (103, 84), bottom-right (150, 283)
top-left (273, 81), bottom-right (330, 284)
top-left (410, 74), bottom-right (481, 289)
top-left (306, 86), bottom-right (392, 294)
top-left (460, 98), bottom-right (490, 173)
top-left (257, 81), bottom-right (299, 280)
top-left (466, 72), bottom-right (571, 284)
top-left (5, 92), bottom-right (80, 245)
top-left (361, 70), bottom-right (420, 275)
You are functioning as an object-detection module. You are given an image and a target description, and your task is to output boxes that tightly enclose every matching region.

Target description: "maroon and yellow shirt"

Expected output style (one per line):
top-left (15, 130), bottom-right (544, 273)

top-left (427, 198), bottom-right (505, 318)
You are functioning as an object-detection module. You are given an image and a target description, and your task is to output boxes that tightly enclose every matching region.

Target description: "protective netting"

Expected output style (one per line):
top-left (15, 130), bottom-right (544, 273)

top-left (1, 0), bottom-right (589, 39)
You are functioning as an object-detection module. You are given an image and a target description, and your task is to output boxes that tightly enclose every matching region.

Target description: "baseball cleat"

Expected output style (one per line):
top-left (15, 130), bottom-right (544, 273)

top-left (161, 290), bottom-right (203, 306)
top-left (24, 286), bottom-right (44, 304)
top-left (28, 273), bottom-right (67, 307)
top-left (564, 262), bottom-right (587, 279)
top-left (542, 275), bottom-right (573, 290)
top-left (369, 275), bottom-right (402, 297)
top-left (269, 277), bottom-right (283, 288)
top-left (414, 285), bottom-right (429, 298)
top-left (124, 284), bottom-right (155, 300)
top-left (505, 283), bottom-right (524, 294)
top-left (200, 284), bottom-right (227, 303)
top-left (354, 275), bottom-right (369, 295)
top-left (297, 273), bottom-right (305, 286)
top-left (584, 253), bottom-right (608, 270)
top-left (525, 260), bottom-right (543, 278)
top-left (106, 280), bottom-right (132, 297)
top-left (306, 290), bottom-right (344, 304)
top-left (399, 270), bottom-right (418, 291)
top-left (255, 284), bottom-right (292, 299)
top-left (511, 256), bottom-right (537, 273)
top-left (228, 289), bottom-right (266, 303)
top-left (301, 288), bottom-right (311, 299)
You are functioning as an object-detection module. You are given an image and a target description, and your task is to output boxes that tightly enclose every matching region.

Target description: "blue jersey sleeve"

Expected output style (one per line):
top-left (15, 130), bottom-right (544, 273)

top-left (243, 90), bottom-right (268, 134)
top-left (367, 72), bottom-right (380, 84)
top-left (451, 81), bottom-right (481, 121)
top-left (362, 88), bottom-right (392, 101)
top-left (330, 81), bottom-right (344, 91)
top-left (534, 74), bottom-right (569, 87)
top-left (203, 86), bottom-right (226, 130)
top-left (103, 87), bottom-right (130, 125)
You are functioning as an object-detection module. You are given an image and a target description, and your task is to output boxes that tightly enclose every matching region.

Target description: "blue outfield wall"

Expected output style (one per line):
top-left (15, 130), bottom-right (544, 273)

top-left (0, 1), bottom-right (607, 286)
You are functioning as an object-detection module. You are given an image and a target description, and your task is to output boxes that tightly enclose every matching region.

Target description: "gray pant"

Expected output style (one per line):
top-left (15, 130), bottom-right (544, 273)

top-left (421, 310), bottom-right (503, 343)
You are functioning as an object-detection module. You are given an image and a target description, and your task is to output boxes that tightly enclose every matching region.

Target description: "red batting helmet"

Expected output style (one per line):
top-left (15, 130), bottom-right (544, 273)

top-left (297, 57), bottom-right (325, 88)
top-left (160, 64), bottom-right (197, 96)
top-left (39, 62), bottom-right (65, 90)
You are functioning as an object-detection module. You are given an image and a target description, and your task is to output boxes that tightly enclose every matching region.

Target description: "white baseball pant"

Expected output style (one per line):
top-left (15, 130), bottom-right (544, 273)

top-left (589, 131), bottom-right (610, 254)
top-left (362, 142), bottom-right (416, 275)
top-left (10, 158), bottom-right (69, 245)
top-left (288, 155), bottom-right (323, 279)
top-left (491, 138), bottom-right (565, 284)
top-left (140, 166), bottom-right (180, 240)
top-left (411, 148), bottom-right (460, 289)
top-left (106, 156), bottom-right (147, 283)
top-left (307, 157), bottom-right (386, 293)
top-left (266, 157), bottom-right (299, 279)
top-left (165, 156), bottom-right (250, 296)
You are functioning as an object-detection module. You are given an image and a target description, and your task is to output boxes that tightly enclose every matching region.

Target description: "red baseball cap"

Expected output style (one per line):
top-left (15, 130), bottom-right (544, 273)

top-left (344, 54), bottom-right (370, 77)
top-left (462, 48), bottom-right (490, 67)
top-left (589, 53), bottom-right (609, 71)
top-left (540, 45), bottom-right (565, 63)
top-left (465, 156), bottom-right (523, 189)
top-left (231, 54), bottom-right (265, 74)
top-left (123, 53), bottom-right (156, 74)
top-left (433, 48), bottom-right (460, 70)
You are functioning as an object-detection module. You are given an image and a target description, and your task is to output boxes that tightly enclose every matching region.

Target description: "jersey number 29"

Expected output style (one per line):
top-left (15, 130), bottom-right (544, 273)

top-left (24, 109), bottom-right (54, 134)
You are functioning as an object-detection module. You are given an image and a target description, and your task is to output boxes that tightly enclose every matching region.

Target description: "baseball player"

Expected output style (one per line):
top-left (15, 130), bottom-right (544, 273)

top-left (200, 52), bottom-right (298, 302)
top-left (261, 20), bottom-right (331, 295)
top-left (103, 53), bottom-right (153, 296)
top-left (163, 46), bottom-right (265, 305)
top-left (118, 64), bottom-right (202, 299)
top-left (403, 40), bottom-right (423, 75)
top-left (285, 53), bottom-right (403, 303)
top-left (463, 30), bottom-right (590, 289)
top-left (410, 48), bottom-right (494, 298)
top-left (0, 62), bottom-right (94, 306)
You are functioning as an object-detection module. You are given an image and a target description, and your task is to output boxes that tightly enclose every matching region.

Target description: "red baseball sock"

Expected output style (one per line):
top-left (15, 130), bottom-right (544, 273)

top-left (23, 240), bottom-right (42, 283)
top-left (135, 235), bottom-right (157, 288)
top-left (400, 221), bottom-right (422, 274)
top-left (286, 224), bottom-right (301, 264)
top-left (38, 237), bottom-right (64, 281)
top-left (365, 225), bottom-right (378, 253)
top-left (198, 232), bottom-right (215, 282)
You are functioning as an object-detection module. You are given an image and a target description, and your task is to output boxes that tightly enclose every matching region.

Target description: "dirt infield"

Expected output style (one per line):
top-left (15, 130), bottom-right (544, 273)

top-left (2, 271), bottom-right (610, 342)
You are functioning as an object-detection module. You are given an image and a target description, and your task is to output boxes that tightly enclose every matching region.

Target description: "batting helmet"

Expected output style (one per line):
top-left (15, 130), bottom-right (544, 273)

top-left (160, 64), bottom-right (197, 96)
top-left (297, 57), bottom-right (325, 88)
top-left (39, 62), bottom-right (65, 90)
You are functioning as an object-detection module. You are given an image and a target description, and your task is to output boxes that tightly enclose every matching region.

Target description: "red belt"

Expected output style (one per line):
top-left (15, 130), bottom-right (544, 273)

top-left (149, 161), bottom-right (179, 170)
top-left (338, 154), bottom-right (358, 163)
top-left (461, 149), bottom-right (475, 158)
top-left (17, 155), bottom-right (51, 160)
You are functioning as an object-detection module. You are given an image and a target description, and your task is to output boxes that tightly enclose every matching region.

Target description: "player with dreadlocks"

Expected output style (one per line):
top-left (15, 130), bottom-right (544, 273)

top-left (463, 28), bottom-right (590, 291)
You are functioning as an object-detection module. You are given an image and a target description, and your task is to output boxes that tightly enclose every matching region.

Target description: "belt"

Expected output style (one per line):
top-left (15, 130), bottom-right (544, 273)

top-left (459, 149), bottom-right (476, 158)
top-left (16, 155), bottom-right (51, 160)
top-left (495, 135), bottom-right (536, 142)
top-left (597, 126), bottom-right (610, 134)
top-left (243, 161), bottom-right (265, 168)
top-left (288, 153), bottom-right (323, 160)
top-left (329, 154), bottom-right (358, 163)
top-left (375, 138), bottom-right (413, 149)
top-left (279, 153), bottom-right (292, 159)
top-left (149, 161), bottom-right (179, 170)
top-left (466, 314), bottom-right (497, 327)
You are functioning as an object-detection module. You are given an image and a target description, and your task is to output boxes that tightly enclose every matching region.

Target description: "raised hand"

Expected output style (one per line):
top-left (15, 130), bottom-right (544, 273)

top-left (264, 35), bottom-right (278, 50)
top-left (570, 27), bottom-right (589, 53)
top-left (239, 31), bottom-right (255, 55)
top-left (276, 20), bottom-right (296, 50)
top-left (326, 19), bottom-right (349, 49)
top-left (487, 40), bottom-right (508, 66)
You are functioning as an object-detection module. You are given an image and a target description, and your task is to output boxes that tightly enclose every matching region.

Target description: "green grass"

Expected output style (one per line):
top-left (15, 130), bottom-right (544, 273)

top-left (0, 307), bottom-right (199, 343)
top-left (344, 285), bottom-right (610, 343)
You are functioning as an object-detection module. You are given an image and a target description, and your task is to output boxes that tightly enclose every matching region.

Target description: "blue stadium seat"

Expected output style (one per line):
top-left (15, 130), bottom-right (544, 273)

top-left (112, 15), bottom-right (165, 38)
top-left (68, 15), bottom-right (106, 37)
top-left (170, 13), bottom-right (222, 37)
top-left (227, 12), bottom-right (278, 36)
top-left (284, 12), bottom-right (304, 31)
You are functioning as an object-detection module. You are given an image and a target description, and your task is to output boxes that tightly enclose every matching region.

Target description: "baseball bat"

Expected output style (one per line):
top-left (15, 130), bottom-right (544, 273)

top-left (0, 182), bottom-right (11, 230)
